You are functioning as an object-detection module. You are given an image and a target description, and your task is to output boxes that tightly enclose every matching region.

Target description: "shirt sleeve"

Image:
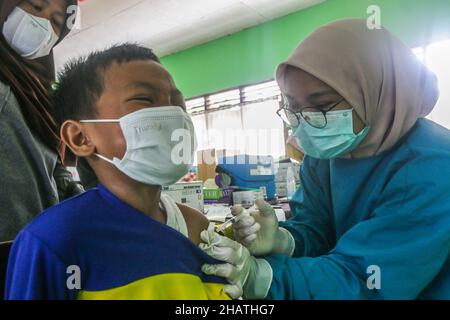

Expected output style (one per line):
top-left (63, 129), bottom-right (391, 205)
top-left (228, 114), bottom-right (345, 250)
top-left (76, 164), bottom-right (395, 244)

top-left (266, 154), bottom-right (450, 300)
top-left (280, 157), bottom-right (336, 258)
top-left (5, 230), bottom-right (75, 300)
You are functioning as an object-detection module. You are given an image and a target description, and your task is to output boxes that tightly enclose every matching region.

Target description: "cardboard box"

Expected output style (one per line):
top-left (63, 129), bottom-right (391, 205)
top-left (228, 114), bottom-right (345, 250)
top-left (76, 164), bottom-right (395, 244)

top-left (196, 149), bottom-right (240, 182)
top-left (162, 182), bottom-right (204, 213)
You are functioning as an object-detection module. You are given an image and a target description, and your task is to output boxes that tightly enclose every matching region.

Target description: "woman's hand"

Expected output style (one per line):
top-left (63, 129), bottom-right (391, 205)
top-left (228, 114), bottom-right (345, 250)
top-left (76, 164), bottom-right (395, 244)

top-left (232, 199), bottom-right (295, 257)
top-left (199, 227), bottom-right (272, 300)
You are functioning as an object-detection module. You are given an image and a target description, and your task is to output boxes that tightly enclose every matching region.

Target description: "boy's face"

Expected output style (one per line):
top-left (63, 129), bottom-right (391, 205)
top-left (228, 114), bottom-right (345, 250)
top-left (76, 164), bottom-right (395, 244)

top-left (81, 60), bottom-right (186, 162)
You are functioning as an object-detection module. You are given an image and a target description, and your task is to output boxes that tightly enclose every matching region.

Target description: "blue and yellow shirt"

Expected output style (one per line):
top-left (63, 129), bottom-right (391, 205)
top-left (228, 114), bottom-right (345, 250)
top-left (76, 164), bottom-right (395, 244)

top-left (5, 185), bottom-right (230, 300)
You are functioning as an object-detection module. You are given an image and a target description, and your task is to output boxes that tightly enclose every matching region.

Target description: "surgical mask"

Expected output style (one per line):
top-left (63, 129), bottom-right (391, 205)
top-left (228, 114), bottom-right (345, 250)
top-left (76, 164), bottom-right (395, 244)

top-left (2, 7), bottom-right (59, 60)
top-left (80, 106), bottom-right (197, 186)
top-left (293, 109), bottom-right (369, 159)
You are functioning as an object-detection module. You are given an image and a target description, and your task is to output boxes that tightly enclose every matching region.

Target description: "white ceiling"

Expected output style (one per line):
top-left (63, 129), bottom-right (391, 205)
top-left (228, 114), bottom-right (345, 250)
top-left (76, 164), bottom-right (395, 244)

top-left (53, 0), bottom-right (324, 70)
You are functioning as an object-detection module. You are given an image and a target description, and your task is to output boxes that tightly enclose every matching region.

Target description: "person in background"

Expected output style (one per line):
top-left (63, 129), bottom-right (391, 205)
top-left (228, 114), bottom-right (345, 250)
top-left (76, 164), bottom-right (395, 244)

top-left (0, 0), bottom-right (83, 242)
top-left (5, 44), bottom-right (231, 300)
top-left (200, 19), bottom-right (450, 300)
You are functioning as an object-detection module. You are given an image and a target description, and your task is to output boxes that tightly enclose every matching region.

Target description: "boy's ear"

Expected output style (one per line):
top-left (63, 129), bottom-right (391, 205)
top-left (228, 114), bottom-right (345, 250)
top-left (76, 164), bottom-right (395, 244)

top-left (60, 121), bottom-right (96, 157)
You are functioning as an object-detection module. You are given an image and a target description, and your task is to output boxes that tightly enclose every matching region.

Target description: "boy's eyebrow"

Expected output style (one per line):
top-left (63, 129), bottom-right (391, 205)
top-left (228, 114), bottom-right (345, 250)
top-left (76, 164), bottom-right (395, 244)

top-left (125, 82), bottom-right (160, 93)
top-left (126, 82), bottom-right (183, 97)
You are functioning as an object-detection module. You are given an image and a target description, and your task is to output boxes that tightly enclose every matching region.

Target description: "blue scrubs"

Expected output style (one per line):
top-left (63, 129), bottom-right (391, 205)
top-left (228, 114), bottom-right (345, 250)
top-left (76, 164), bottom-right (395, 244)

top-left (266, 119), bottom-right (450, 299)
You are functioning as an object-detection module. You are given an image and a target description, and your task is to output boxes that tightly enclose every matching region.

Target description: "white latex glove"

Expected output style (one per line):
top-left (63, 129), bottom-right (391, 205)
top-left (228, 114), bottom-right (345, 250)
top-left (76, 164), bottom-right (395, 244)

top-left (232, 199), bottom-right (295, 257)
top-left (199, 227), bottom-right (272, 300)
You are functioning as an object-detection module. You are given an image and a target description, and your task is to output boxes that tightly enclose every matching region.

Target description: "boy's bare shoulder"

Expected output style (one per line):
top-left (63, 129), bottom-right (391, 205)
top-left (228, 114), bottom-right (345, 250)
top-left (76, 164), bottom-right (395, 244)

top-left (176, 204), bottom-right (209, 245)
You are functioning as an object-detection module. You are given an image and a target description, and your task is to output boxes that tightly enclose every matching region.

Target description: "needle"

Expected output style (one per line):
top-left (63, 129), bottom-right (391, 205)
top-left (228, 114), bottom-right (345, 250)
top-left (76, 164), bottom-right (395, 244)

top-left (216, 215), bottom-right (238, 233)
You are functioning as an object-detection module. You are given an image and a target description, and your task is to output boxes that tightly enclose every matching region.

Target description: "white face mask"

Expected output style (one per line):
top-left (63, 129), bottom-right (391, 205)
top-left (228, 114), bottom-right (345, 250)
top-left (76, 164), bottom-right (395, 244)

top-left (2, 7), bottom-right (59, 60)
top-left (80, 106), bottom-right (197, 187)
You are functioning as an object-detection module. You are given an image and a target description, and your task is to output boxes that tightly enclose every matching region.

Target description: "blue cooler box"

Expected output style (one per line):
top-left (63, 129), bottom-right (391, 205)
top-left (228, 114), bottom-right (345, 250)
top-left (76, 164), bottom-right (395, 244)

top-left (216, 155), bottom-right (277, 200)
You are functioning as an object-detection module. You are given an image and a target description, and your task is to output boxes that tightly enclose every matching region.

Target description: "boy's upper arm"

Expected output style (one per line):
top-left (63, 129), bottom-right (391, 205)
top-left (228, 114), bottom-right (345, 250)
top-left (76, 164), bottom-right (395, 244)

top-left (5, 230), bottom-right (72, 300)
top-left (177, 204), bottom-right (209, 245)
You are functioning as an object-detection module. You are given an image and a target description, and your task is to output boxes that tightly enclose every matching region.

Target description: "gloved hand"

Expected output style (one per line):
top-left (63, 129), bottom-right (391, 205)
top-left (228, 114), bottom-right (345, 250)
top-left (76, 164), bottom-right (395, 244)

top-left (199, 227), bottom-right (272, 300)
top-left (232, 199), bottom-right (295, 257)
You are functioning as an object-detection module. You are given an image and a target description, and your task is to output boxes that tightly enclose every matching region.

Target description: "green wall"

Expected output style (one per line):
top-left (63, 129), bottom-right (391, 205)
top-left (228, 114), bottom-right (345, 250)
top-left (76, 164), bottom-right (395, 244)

top-left (161, 0), bottom-right (450, 99)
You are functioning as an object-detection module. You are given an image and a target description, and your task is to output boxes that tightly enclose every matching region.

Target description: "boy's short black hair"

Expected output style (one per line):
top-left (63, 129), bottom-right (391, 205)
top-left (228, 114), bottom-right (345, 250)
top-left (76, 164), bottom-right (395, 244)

top-left (53, 43), bottom-right (161, 126)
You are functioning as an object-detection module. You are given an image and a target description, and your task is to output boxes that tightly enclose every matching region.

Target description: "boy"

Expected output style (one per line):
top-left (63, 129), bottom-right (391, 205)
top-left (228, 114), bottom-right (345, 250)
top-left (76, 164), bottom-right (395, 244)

top-left (5, 44), bottom-right (231, 300)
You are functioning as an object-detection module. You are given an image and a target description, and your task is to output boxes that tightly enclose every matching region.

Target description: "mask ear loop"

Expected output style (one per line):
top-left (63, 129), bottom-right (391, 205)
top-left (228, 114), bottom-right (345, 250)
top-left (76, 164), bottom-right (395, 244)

top-left (79, 119), bottom-right (121, 165)
top-left (94, 153), bottom-right (116, 165)
top-left (79, 119), bottom-right (121, 123)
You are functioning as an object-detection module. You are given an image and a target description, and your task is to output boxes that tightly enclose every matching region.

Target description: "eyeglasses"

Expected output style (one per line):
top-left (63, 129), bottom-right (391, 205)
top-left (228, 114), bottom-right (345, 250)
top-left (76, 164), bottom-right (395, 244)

top-left (277, 95), bottom-right (346, 129)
